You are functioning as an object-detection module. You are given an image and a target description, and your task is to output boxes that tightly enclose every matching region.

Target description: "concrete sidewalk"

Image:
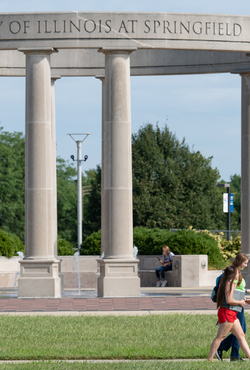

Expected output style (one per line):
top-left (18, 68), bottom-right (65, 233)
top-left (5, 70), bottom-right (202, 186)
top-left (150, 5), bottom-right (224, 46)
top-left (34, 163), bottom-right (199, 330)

top-left (0, 286), bottom-right (249, 315)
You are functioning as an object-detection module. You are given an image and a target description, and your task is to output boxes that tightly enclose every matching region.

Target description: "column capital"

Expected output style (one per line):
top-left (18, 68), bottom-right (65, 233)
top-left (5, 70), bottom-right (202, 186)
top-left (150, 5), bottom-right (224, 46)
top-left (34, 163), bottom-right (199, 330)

top-left (18, 47), bottom-right (58, 55)
top-left (51, 75), bottom-right (61, 82)
top-left (231, 69), bottom-right (250, 76)
top-left (95, 75), bottom-right (105, 81)
top-left (98, 47), bottom-right (137, 55)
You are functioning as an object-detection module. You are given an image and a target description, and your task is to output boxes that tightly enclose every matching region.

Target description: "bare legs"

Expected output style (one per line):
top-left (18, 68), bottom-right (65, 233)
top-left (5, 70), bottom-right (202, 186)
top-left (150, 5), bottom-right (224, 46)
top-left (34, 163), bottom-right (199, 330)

top-left (208, 319), bottom-right (250, 361)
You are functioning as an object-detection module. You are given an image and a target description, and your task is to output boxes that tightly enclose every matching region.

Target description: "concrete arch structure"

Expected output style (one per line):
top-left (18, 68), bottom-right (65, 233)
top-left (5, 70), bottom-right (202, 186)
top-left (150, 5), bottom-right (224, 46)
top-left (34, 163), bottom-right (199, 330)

top-left (1, 11), bottom-right (250, 297)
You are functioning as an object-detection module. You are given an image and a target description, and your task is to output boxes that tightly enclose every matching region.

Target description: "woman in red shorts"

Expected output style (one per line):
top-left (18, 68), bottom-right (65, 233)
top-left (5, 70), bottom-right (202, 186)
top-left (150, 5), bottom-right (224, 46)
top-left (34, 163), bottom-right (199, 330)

top-left (208, 265), bottom-right (250, 361)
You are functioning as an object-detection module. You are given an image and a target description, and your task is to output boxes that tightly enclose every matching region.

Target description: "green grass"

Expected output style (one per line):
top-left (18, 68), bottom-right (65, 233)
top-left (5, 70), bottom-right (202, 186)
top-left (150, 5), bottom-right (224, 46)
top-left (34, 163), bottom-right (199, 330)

top-left (0, 314), bottom-right (249, 362)
top-left (0, 361), bottom-right (250, 370)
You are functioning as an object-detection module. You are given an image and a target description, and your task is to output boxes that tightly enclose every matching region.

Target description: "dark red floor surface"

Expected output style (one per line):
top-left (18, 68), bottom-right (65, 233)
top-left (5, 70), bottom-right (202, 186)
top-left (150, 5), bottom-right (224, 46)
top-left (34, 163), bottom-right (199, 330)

top-left (0, 296), bottom-right (230, 312)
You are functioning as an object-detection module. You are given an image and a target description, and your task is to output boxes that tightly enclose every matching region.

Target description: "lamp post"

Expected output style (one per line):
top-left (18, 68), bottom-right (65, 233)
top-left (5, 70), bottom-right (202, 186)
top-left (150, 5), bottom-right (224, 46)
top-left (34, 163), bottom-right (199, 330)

top-left (68, 133), bottom-right (90, 251)
top-left (217, 182), bottom-right (231, 241)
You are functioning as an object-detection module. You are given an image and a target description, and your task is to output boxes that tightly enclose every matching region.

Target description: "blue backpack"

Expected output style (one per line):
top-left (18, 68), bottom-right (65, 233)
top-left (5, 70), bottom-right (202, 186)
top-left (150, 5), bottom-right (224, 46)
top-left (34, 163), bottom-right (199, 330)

top-left (211, 274), bottom-right (223, 303)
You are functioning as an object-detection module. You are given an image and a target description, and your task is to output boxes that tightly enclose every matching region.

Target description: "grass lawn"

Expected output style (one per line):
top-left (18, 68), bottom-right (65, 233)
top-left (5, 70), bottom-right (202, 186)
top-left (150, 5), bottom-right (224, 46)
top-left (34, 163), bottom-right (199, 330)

top-left (0, 361), bottom-right (250, 370)
top-left (0, 313), bottom-right (250, 366)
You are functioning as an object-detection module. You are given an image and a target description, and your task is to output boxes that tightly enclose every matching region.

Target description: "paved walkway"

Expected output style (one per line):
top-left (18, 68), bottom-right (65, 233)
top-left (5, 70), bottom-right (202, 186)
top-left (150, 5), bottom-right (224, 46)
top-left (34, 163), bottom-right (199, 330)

top-left (0, 286), bottom-right (249, 314)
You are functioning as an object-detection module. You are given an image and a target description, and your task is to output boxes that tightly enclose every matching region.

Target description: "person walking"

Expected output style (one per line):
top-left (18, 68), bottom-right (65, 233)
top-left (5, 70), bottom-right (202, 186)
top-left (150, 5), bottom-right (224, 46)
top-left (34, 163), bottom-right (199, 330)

top-left (155, 246), bottom-right (174, 287)
top-left (208, 265), bottom-right (250, 362)
top-left (216, 253), bottom-right (250, 361)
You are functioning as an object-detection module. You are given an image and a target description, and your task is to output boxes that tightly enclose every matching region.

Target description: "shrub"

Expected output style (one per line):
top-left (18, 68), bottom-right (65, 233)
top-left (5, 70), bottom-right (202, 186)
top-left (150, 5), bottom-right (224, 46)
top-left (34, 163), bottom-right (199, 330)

top-left (133, 227), bottom-right (173, 254)
top-left (217, 234), bottom-right (241, 261)
top-left (0, 229), bottom-right (24, 258)
top-left (168, 229), bottom-right (225, 268)
top-left (80, 229), bottom-right (101, 255)
top-left (57, 237), bottom-right (75, 256)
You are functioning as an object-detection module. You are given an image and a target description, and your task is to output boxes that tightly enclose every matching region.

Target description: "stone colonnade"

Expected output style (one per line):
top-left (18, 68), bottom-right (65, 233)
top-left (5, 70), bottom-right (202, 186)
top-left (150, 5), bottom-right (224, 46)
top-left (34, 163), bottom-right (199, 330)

top-left (15, 46), bottom-right (250, 297)
top-left (17, 47), bottom-right (140, 298)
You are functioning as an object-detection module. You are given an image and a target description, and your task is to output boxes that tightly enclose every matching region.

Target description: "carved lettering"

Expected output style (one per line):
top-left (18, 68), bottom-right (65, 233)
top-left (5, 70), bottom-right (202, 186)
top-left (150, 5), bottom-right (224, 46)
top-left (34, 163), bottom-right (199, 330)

top-left (180, 21), bottom-right (190, 33)
top-left (193, 21), bottom-right (202, 35)
top-left (205, 22), bottom-right (211, 34)
top-left (44, 20), bottom-right (52, 33)
top-left (226, 23), bottom-right (232, 36)
top-left (234, 23), bottom-right (242, 36)
top-left (105, 20), bottom-right (111, 33)
top-left (9, 21), bottom-right (21, 34)
top-left (63, 20), bottom-right (66, 33)
top-left (84, 19), bottom-right (96, 33)
top-left (23, 20), bottom-right (29, 34)
top-left (70, 20), bottom-right (81, 33)
top-left (163, 20), bottom-right (172, 33)
top-left (128, 20), bottom-right (137, 33)
top-left (144, 20), bottom-right (150, 33)
top-left (219, 22), bottom-right (224, 35)
top-left (118, 20), bottom-right (128, 33)
top-left (2, 17), bottom-right (243, 40)
top-left (154, 20), bottom-right (160, 33)
top-left (54, 20), bottom-right (61, 33)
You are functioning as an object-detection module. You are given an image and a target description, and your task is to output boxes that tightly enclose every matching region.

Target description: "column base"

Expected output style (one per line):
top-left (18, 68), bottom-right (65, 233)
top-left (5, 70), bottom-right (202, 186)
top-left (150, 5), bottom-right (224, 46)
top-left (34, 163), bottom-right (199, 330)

top-left (18, 259), bottom-right (61, 298)
top-left (97, 259), bottom-right (140, 297)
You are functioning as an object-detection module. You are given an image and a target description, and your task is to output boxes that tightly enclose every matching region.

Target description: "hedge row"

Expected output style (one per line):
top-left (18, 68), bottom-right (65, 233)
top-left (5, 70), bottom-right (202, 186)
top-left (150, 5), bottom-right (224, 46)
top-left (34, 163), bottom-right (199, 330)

top-left (0, 227), bottom-right (226, 269)
top-left (80, 227), bottom-right (225, 268)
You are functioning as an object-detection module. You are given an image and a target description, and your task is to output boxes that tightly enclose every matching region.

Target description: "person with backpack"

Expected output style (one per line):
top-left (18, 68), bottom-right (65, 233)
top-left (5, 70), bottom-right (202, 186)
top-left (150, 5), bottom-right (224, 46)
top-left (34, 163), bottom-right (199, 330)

top-left (215, 253), bottom-right (250, 361)
top-left (208, 265), bottom-right (250, 362)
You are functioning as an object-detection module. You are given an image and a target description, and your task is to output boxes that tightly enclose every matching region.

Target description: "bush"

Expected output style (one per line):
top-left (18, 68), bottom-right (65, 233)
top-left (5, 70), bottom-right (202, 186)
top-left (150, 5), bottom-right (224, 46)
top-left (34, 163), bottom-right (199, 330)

top-left (57, 237), bottom-right (75, 256)
top-left (0, 229), bottom-right (24, 258)
top-left (133, 227), bottom-right (173, 254)
top-left (168, 229), bottom-right (225, 268)
top-left (81, 229), bottom-right (101, 255)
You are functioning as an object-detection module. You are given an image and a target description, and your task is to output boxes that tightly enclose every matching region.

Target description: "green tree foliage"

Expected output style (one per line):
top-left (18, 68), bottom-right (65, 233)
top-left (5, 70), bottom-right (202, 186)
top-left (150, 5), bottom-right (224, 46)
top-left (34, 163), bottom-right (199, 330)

top-left (81, 229), bottom-right (101, 255)
top-left (216, 174), bottom-right (241, 231)
top-left (133, 226), bottom-right (173, 254)
top-left (56, 158), bottom-right (78, 244)
top-left (132, 124), bottom-right (222, 230)
top-left (83, 165), bottom-right (101, 239)
top-left (0, 229), bottom-right (24, 258)
top-left (57, 237), bottom-right (75, 256)
top-left (0, 128), bottom-right (25, 240)
top-left (230, 174), bottom-right (241, 229)
top-left (168, 229), bottom-right (224, 268)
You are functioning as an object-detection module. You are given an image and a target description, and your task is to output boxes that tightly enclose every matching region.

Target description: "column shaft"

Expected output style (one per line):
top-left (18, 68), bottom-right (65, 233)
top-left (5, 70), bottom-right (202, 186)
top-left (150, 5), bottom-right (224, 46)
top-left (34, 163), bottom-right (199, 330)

top-left (104, 50), bottom-right (133, 259)
top-left (18, 48), bottom-right (61, 298)
top-left (51, 77), bottom-right (60, 257)
top-left (97, 49), bottom-right (140, 297)
top-left (241, 74), bottom-right (250, 258)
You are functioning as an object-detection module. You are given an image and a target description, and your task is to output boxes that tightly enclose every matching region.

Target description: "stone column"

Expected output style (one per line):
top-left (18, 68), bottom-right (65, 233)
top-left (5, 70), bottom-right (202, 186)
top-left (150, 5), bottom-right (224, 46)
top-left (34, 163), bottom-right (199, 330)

top-left (96, 75), bottom-right (105, 258)
top-left (18, 48), bottom-right (61, 298)
top-left (51, 76), bottom-right (61, 257)
top-left (97, 48), bottom-right (140, 297)
top-left (241, 73), bottom-right (250, 285)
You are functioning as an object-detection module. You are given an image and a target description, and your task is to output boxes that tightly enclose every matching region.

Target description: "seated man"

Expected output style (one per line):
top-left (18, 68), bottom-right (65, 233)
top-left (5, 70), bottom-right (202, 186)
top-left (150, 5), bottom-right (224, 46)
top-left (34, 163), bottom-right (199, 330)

top-left (155, 246), bottom-right (174, 287)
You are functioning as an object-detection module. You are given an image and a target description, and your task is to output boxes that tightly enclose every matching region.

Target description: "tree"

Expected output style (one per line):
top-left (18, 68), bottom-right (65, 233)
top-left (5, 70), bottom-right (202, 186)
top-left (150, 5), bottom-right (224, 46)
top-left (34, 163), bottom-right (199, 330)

top-left (132, 123), bottom-right (222, 230)
top-left (0, 128), bottom-right (25, 240)
top-left (216, 174), bottom-right (241, 231)
top-left (83, 165), bottom-right (101, 239)
top-left (56, 157), bottom-right (78, 244)
top-left (230, 174), bottom-right (241, 230)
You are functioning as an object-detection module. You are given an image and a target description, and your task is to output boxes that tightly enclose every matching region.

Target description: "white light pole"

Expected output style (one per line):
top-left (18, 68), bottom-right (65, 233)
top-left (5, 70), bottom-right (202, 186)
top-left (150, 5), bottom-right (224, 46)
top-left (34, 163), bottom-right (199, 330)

top-left (68, 133), bottom-right (90, 250)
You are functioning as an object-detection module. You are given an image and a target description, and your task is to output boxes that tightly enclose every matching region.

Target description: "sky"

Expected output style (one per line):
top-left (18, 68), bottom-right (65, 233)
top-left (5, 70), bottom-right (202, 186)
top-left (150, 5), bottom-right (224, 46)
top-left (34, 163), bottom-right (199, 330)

top-left (1, 1), bottom-right (250, 182)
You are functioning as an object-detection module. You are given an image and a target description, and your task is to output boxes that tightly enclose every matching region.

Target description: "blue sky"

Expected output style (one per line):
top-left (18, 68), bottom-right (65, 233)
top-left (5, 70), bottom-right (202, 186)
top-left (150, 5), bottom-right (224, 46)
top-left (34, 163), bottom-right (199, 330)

top-left (1, 1), bottom-right (249, 181)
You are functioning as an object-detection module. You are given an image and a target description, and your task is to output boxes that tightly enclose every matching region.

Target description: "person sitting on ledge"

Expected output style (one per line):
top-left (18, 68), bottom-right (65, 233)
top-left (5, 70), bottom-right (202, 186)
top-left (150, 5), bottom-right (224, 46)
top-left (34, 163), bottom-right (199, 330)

top-left (155, 246), bottom-right (174, 287)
